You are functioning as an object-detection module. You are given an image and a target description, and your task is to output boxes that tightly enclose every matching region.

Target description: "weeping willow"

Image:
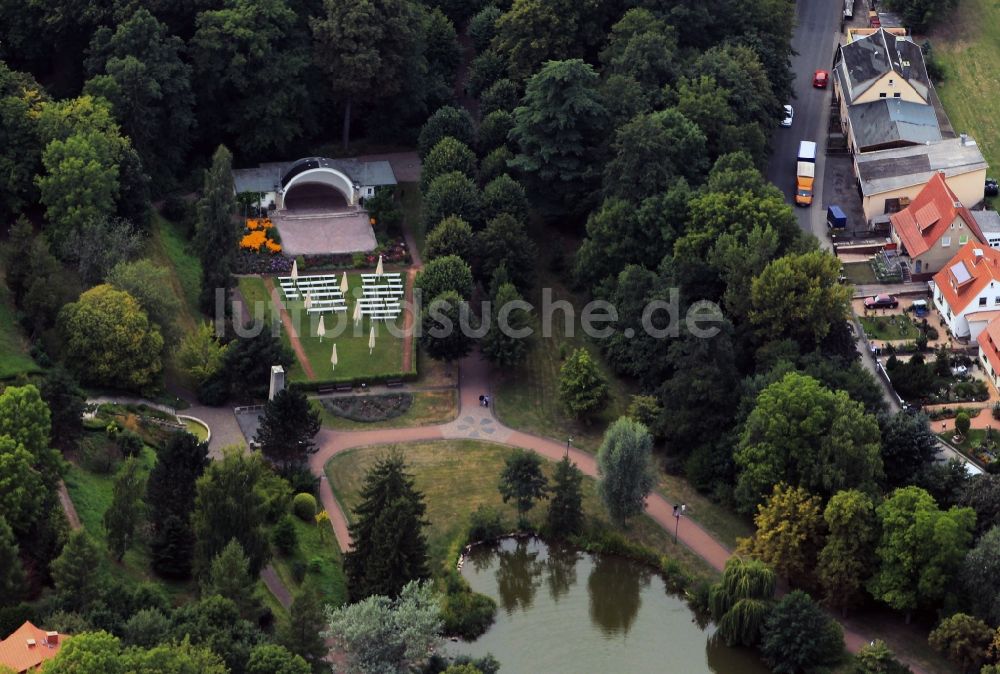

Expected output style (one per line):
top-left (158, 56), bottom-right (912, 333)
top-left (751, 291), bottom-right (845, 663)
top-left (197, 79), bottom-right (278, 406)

top-left (708, 556), bottom-right (777, 646)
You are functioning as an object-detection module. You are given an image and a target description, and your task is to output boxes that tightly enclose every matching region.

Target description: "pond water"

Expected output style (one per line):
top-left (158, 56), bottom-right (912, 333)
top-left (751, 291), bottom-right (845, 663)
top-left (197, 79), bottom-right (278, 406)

top-left (448, 538), bottom-right (770, 674)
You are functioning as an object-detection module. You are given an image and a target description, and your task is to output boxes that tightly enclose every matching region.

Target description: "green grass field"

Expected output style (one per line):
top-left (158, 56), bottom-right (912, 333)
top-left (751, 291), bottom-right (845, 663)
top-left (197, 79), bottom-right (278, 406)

top-left (237, 274), bottom-right (409, 383)
top-left (933, 0), bottom-right (1000, 171)
top-left (64, 444), bottom-right (195, 599)
top-left (860, 315), bottom-right (920, 340)
top-left (270, 515), bottom-right (347, 608)
top-left (149, 214), bottom-right (202, 326)
top-left (0, 277), bottom-right (39, 380)
top-left (325, 440), bottom-right (717, 581)
top-left (842, 261), bottom-right (878, 286)
top-left (399, 182), bottom-right (424, 256)
top-left (314, 390), bottom-right (457, 430)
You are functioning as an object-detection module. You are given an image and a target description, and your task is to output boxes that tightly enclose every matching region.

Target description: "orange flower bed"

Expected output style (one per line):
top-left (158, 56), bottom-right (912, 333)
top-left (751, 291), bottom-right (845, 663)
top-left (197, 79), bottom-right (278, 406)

top-left (240, 230), bottom-right (268, 250)
top-left (240, 217), bottom-right (281, 254)
top-left (245, 217), bottom-right (273, 230)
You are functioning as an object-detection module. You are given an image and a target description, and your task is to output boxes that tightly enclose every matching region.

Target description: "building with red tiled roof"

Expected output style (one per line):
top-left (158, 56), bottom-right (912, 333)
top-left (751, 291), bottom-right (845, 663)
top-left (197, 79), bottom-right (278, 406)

top-left (977, 318), bottom-right (1000, 393)
top-left (890, 172), bottom-right (985, 279)
top-left (932, 242), bottom-right (1000, 341)
top-left (0, 622), bottom-right (64, 672)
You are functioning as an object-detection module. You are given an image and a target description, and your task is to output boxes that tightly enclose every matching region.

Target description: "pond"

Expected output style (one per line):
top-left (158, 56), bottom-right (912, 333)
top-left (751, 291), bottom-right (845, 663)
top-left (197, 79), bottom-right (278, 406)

top-left (449, 538), bottom-right (770, 674)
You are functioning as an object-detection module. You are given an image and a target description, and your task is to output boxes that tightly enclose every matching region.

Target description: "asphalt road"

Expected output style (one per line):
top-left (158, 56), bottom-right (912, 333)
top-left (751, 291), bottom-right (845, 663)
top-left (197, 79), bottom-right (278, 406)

top-left (766, 0), bottom-right (844, 246)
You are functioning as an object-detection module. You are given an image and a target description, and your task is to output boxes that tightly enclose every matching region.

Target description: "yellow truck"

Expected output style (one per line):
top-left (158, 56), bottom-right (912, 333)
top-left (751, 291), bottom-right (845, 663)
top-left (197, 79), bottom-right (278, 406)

top-left (796, 141), bottom-right (816, 206)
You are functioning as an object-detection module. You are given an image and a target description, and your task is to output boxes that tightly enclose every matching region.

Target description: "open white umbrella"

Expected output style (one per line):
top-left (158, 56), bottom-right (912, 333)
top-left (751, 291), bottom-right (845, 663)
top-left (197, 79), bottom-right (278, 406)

top-left (369, 325), bottom-right (376, 355)
top-left (340, 271), bottom-right (349, 295)
top-left (353, 301), bottom-right (362, 325)
top-left (317, 314), bottom-right (326, 342)
top-left (375, 255), bottom-right (384, 278)
top-left (291, 259), bottom-right (298, 282)
top-left (304, 291), bottom-right (313, 310)
top-left (330, 343), bottom-right (338, 371)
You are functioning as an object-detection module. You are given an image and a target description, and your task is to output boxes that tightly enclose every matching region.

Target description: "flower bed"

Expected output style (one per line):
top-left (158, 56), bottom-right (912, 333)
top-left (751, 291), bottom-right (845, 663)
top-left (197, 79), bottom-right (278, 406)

top-left (234, 216), bottom-right (292, 273)
top-left (320, 393), bottom-right (413, 422)
top-left (300, 238), bottom-right (411, 271)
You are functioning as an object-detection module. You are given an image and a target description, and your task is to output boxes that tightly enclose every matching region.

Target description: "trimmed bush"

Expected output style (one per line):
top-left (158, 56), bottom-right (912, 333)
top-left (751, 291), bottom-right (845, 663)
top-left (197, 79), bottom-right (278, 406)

top-left (292, 493), bottom-right (317, 521)
top-left (272, 515), bottom-right (298, 555)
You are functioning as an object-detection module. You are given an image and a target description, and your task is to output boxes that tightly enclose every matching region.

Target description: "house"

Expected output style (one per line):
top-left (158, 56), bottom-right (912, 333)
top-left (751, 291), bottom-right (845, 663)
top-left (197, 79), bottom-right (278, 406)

top-left (889, 172), bottom-right (985, 279)
top-left (834, 28), bottom-right (931, 133)
top-left (931, 242), bottom-right (1000, 341)
top-left (973, 210), bottom-right (1000, 248)
top-left (855, 136), bottom-right (988, 221)
top-left (232, 157), bottom-right (398, 211)
top-left (977, 317), bottom-right (1000, 392)
top-left (0, 623), bottom-right (64, 672)
top-left (846, 98), bottom-right (941, 153)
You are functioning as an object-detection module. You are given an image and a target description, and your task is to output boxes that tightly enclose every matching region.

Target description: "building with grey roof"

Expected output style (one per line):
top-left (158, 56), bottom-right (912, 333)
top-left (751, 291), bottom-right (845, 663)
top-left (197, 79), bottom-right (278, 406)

top-left (847, 98), bottom-right (941, 152)
top-left (973, 210), bottom-right (1000, 249)
top-left (232, 157), bottom-right (397, 210)
top-left (834, 28), bottom-right (930, 106)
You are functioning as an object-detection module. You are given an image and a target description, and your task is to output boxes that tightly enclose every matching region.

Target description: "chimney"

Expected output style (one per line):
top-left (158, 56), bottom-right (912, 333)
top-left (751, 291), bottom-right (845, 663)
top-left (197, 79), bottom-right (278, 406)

top-left (26, 638), bottom-right (36, 648)
top-left (46, 632), bottom-right (58, 646)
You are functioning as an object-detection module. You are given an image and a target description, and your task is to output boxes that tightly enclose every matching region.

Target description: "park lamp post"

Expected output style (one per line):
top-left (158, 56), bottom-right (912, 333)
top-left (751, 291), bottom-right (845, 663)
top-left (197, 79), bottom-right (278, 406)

top-left (565, 437), bottom-right (572, 459)
top-left (673, 504), bottom-right (687, 543)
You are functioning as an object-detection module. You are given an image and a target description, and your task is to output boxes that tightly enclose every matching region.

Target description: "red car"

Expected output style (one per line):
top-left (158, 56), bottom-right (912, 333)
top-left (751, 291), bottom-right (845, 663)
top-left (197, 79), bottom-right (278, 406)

top-left (813, 70), bottom-right (829, 88)
top-left (864, 294), bottom-right (898, 309)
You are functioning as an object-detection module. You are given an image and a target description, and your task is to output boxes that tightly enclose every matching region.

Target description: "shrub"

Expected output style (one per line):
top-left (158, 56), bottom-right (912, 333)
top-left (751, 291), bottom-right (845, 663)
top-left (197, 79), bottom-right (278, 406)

top-left (291, 560), bottom-right (307, 583)
top-left (993, 402), bottom-right (1000, 421)
top-left (440, 569), bottom-right (497, 639)
top-left (956, 412), bottom-right (971, 437)
top-left (421, 137), bottom-right (477, 193)
top-left (480, 79), bottom-right (521, 116)
top-left (660, 557), bottom-right (690, 593)
top-left (477, 110), bottom-right (514, 156)
top-left (116, 429), bottom-right (144, 458)
top-left (419, 106), bottom-right (476, 159)
top-left (292, 493), bottom-right (317, 521)
top-left (319, 393), bottom-right (413, 422)
top-left (467, 49), bottom-right (505, 98)
top-left (80, 436), bottom-right (120, 474)
top-left (468, 505), bottom-right (504, 542)
top-left (280, 465), bottom-right (319, 497)
top-left (308, 556), bottom-right (323, 574)
top-left (478, 146), bottom-right (513, 185)
top-left (272, 515), bottom-right (298, 555)
top-left (468, 5), bottom-right (501, 52)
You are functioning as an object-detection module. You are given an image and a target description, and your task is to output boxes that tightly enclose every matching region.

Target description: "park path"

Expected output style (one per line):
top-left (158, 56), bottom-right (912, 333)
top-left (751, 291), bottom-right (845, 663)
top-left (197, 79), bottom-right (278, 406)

top-left (260, 565), bottom-right (292, 609)
top-left (57, 481), bottom-right (81, 530)
top-left (309, 350), bottom-right (939, 674)
top-left (263, 276), bottom-right (316, 381)
top-left (398, 195), bottom-right (424, 374)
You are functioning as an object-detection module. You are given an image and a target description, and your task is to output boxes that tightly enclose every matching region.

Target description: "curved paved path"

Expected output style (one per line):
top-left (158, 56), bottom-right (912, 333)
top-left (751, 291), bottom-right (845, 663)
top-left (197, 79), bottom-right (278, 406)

top-left (309, 350), bottom-right (938, 674)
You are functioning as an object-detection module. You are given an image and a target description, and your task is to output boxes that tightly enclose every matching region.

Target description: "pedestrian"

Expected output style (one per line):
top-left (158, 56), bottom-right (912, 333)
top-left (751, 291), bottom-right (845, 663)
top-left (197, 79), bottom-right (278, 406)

top-left (479, 395), bottom-right (485, 407)
top-left (484, 395), bottom-right (490, 408)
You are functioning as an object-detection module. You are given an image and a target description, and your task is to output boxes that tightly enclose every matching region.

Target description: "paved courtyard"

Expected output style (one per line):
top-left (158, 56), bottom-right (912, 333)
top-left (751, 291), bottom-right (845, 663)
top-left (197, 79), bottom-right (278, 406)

top-left (272, 210), bottom-right (377, 255)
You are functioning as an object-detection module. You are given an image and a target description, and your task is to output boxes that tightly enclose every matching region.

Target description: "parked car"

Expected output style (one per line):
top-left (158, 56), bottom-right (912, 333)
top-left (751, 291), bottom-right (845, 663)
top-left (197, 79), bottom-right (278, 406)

top-left (912, 300), bottom-right (929, 317)
top-left (951, 365), bottom-right (969, 377)
top-left (864, 294), bottom-right (898, 309)
top-left (781, 104), bottom-right (794, 127)
top-left (813, 70), bottom-right (829, 88)
top-left (986, 178), bottom-right (998, 197)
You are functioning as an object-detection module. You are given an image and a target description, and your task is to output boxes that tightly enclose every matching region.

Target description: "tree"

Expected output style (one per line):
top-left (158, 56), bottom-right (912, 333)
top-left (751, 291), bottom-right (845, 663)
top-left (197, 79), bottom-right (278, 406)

top-left (869, 486), bottom-right (975, 620)
top-left (278, 588), bottom-right (329, 667)
top-left (738, 483), bottom-right (824, 588)
top-left (597, 417), bottom-right (654, 526)
top-left (150, 515), bottom-right (196, 581)
top-left (0, 518), bottom-right (24, 607)
top-left (344, 453), bottom-right (430, 601)
top-left (58, 285), bottom-right (164, 391)
top-left (422, 171), bottom-right (484, 231)
top-left (39, 367), bottom-right (85, 453)
top-left (43, 631), bottom-right (124, 674)
top-left (851, 640), bottom-right (912, 674)
top-left (192, 448), bottom-right (272, 576)
top-left (51, 530), bottom-right (104, 611)
top-left (312, 0), bottom-right (419, 147)
top-left (493, 0), bottom-right (594, 80)
top-left (209, 332), bottom-right (294, 403)
top-left (106, 260), bottom-right (182, 346)
top-left (191, 0), bottom-right (309, 155)
top-left (883, 0), bottom-right (957, 32)
top-left (928, 613), bottom-right (993, 674)
top-left (147, 431), bottom-right (209, 530)
top-left (960, 526), bottom-right (1000, 625)
top-left (818, 489), bottom-right (878, 615)
top-left (324, 580), bottom-right (442, 674)
top-left (499, 449), bottom-right (548, 527)
top-left (709, 556), bottom-right (776, 647)
top-left (420, 291), bottom-right (476, 362)
top-left (195, 145), bottom-right (237, 314)
top-left (0, 439), bottom-right (46, 537)
top-left (750, 251), bottom-right (852, 350)
top-left (418, 106), bottom-right (476, 159)
top-left (474, 214), bottom-right (537, 291)
top-left (469, 5), bottom-right (501, 51)
top-left (203, 539), bottom-right (262, 620)
top-left (735, 372), bottom-right (883, 513)
top-left (960, 475), bottom-right (1000, 537)
top-left (879, 411), bottom-right (940, 490)
top-left (509, 59), bottom-right (609, 218)
top-left (482, 174), bottom-right (528, 223)
top-left (0, 64), bottom-right (46, 217)
top-left (477, 108), bottom-right (515, 151)
top-left (177, 323), bottom-right (228, 386)
top-left (83, 8), bottom-right (194, 184)
top-left (247, 644), bottom-right (310, 674)
top-left (421, 137), bottom-right (477, 192)
top-left (103, 457), bottom-right (147, 561)
top-left (603, 109), bottom-right (706, 200)
top-left (760, 591), bottom-right (844, 674)
top-left (169, 595), bottom-right (262, 673)
top-left (255, 389), bottom-right (321, 470)
top-left (955, 412), bottom-right (971, 438)
top-left (63, 215), bottom-right (144, 284)
top-left (481, 282), bottom-right (530, 368)
top-left (546, 456), bottom-right (584, 538)
top-left (416, 255), bottom-right (475, 302)
top-left (559, 348), bottom-right (609, 419)
top-left (466, 49), bottom-right (506, 99)
top-left (123, 638), bottom-right (229, 673)
top-left (425, 216), bottom-right (474, 262)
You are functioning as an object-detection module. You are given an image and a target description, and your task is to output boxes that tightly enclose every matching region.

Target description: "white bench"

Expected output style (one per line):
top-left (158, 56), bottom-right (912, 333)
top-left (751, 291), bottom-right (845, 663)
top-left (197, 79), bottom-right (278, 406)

top-left (302, 291), bottom-right (344, 300)
top-left (307, 306), bottom-right (347, 314)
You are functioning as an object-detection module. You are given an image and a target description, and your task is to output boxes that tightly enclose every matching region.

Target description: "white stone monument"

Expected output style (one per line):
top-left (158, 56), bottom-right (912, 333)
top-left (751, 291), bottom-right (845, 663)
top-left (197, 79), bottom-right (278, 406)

top-left (268, 365), bottom-right (285, 401)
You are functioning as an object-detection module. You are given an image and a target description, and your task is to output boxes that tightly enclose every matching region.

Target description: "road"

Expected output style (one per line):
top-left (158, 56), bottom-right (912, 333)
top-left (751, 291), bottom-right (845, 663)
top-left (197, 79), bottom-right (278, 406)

top-left (767, 0), bottom-right (843, 246)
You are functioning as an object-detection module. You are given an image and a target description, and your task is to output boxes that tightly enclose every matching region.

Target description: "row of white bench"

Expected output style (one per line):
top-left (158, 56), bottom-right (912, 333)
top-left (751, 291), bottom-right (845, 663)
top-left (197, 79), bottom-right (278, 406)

top-left (362, 287), bottom-right (404, 298)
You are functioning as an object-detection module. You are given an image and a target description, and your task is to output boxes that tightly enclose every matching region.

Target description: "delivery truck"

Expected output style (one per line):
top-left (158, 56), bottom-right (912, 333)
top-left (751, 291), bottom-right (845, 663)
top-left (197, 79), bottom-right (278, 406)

top-left (795, 142), bottom-right (817, 206)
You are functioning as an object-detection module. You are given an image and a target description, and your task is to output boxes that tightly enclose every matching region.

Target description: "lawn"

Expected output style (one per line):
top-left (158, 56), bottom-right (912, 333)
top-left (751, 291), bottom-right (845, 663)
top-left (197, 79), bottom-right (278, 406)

top-left (148, 214), bottom-right (202, 327)
top-left (655, 473), bottom-right (753, 550)
top-left (933, 0), bottom-right (1000, 171)
top-left (936, 427), bottom-right (994, 457)
top-left (399, 182), bottom-right (424, 256)
top-left (0, 275), bottom-right (39, 380)
top-left (842, 261), bottom-right (877, 286)
top-left (314, 390), bottom-right (457, 430)
top-left (325, 440), bottom-right (718, 582)
top-left (270, 515), bottom-right (347, 608)
top-left (64, 444), bottom-right (195, 600)
top-left (859, 314), bottom-right (920, 340)
top-left (237, 274), bottom-right (409, 383)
